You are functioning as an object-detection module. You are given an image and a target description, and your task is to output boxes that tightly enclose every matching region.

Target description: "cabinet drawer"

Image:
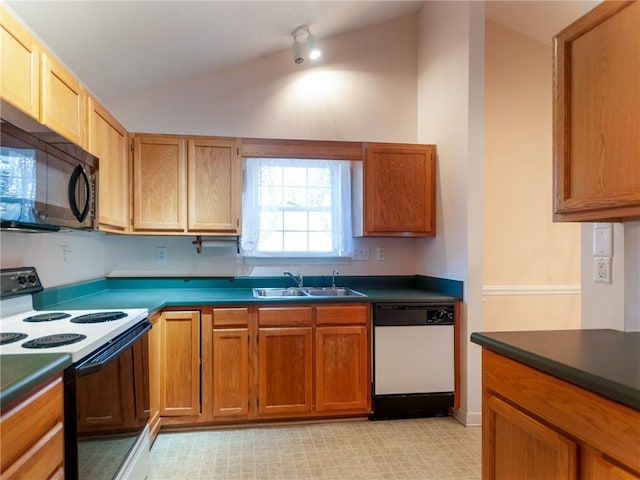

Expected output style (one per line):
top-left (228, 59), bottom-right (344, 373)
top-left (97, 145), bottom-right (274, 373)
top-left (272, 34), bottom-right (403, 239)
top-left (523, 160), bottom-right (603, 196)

top-left (1, 376), bottom-right (64, 472)
top-left (1, 422), bottom-right (64, 479)
top-left (258, 307), bottom-right (312, 327)
top-left (316, 305), bottom-right (369, 325)
top-left (213, 307), bottom-right (250, 327)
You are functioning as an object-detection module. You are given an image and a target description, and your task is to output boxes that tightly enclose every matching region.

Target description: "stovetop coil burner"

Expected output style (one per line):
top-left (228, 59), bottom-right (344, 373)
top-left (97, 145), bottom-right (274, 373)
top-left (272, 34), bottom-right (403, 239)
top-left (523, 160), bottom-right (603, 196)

top-left (22, 333), bottom-right (87, 349)
top-left (71, 311), bottom-right (127, 324)
top-left (0, 332), bottom-right (28, 345)
top-left (23, 312), bottom-right (71, 322)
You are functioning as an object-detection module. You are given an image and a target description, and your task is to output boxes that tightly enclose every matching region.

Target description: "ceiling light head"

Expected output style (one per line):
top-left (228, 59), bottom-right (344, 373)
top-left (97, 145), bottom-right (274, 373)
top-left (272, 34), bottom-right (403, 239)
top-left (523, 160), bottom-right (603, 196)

top-left (291, 24), bottom-right (322, 65)
top-left (292, 39), bottom-right (305, 64)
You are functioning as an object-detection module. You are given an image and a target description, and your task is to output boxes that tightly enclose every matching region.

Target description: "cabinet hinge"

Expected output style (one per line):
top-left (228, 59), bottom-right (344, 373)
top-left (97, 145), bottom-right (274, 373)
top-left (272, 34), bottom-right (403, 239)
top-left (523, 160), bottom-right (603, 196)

top-left (236, 147), bottom-right (240, 155)
top-left (131, 140), bottom-right (134, 151)
top-left (236, 218), bottom-right (240, 228)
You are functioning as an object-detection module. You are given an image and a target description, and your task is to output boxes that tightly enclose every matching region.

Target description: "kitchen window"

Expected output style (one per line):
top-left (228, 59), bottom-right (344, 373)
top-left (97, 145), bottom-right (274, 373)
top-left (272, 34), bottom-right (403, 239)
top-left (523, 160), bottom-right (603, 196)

top-left (241, 158), bottom-right (353, 257)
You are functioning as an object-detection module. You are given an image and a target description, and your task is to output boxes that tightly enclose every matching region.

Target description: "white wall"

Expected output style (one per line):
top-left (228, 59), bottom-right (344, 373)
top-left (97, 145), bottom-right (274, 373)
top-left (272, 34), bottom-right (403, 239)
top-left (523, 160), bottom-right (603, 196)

top-left (625, 223), bottom-right (640, 331)
top-left (0, 15), bottom-right (423, 287)
top-left (0, 231), bottom-right (106, 287)
top-left (483, 20), bottom-right (581, 332)
top-left (108, 15), bottom-right (418, 143)
top-left (415, 0), bottom-right (485, 426)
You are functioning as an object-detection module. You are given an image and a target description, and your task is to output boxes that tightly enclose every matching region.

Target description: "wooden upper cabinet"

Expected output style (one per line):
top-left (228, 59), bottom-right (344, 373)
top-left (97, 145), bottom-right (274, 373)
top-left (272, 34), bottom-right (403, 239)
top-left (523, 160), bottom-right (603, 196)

top-left (361, 143), bottom-right (436, 236)
top-left (187, 137), bottom-right (241, 233)
top-left (553, 0), bottom-right (640, 222)
top-left (0, 6), bottom-right (40, 119)
top-left (41, 51), bottom-right (87, 147)
top-left (132, 135), bottom-right (186, 232)
top-left (87, 96), bottom-right (130, 232)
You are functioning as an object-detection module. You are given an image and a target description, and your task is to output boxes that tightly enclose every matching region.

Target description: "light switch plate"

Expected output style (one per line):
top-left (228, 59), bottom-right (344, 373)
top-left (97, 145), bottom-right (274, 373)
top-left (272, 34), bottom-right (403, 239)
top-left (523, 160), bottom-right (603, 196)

top-left (593, 227), bottom-right (613, 256)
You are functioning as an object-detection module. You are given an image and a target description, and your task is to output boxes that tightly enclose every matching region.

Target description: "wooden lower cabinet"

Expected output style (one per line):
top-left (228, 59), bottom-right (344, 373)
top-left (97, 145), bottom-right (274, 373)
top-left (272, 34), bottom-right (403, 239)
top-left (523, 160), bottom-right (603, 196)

top-left (155, 303), bottom-right (371, 429)
top-left (484, 395), bottom-right (577, 479)
top-left (159, 310), bottom-right (201, 417)
top-left (0, 376), bottom-right (65, 479)
top-left (258, 325), bottom-right (314, 417)
top-left (212, 307), bottom-right (251, 419)
top-left (481, 349), bottom-right (640, 480)
top-left (315, 305), bottom-right (370, 414)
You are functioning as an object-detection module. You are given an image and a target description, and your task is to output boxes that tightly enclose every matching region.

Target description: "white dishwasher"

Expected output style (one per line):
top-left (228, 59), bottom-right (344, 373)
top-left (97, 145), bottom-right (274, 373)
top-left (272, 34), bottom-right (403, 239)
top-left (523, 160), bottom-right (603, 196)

top-left (370, 303), bottom-right (456, 420)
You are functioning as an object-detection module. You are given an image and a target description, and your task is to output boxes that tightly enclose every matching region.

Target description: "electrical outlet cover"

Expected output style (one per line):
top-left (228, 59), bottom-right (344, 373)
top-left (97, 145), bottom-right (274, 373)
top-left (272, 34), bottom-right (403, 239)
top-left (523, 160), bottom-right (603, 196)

top-left (593, 256), bottom-right (611, 283)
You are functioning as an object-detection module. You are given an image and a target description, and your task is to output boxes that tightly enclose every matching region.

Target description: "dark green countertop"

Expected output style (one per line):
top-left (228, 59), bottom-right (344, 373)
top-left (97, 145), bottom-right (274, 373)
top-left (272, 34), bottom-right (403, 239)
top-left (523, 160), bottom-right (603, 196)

top-left (33, 275), bottom-right (462, 314)
top-left (1, 353), bottom-right (71, 409)
top-left (470, 329), bottom-right (640, 410)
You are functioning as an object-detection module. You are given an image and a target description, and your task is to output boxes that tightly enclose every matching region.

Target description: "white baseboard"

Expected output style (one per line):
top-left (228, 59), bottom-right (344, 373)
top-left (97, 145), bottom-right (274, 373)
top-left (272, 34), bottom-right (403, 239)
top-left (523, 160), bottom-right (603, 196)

top-left (453, 408), bottom-right (482, 427)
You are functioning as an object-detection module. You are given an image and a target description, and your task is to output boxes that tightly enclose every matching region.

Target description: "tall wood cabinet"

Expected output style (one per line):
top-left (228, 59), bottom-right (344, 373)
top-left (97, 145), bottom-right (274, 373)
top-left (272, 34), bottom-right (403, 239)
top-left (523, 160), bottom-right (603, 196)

top-left (159, 310), bottom-right (201, 417)
top-left (87, 96), bottom-right (130, 232)
top-left (553, 0), bottom-right (640, 222)
top-left (359, 143), bottom-right (436, 236)
top-left (132, 134), bottom-right (241, 234)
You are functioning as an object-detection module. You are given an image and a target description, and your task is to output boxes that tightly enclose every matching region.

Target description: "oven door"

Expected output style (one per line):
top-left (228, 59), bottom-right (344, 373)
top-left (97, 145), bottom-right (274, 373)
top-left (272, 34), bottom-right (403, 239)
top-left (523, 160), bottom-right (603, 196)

top-left (64, 320), bottom-right (151, 480)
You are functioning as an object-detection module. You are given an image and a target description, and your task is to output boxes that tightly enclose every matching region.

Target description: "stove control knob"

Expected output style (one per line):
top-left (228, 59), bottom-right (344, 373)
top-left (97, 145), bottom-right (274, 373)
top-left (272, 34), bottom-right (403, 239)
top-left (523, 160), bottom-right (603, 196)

top-left (17, 275), bottom-right (27, 285)
top-left (27, 274), bottom-right (37, 284)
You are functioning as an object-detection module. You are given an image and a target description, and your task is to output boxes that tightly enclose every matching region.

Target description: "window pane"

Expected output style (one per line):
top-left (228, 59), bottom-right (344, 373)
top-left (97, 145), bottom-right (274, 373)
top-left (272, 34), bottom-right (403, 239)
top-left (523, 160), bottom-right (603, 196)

top-left (260, 211), bottom-right (282, 231)
top-left (308, 187), bottom-right (331, 207)
top-left (284, 231), bottom-right (307, 251)
top-left (309, 232), bottom-right (332, 251)
top-left (309, 212), bottom-right (331, 231)
top-left (242, 157), bottom-right (352, 257)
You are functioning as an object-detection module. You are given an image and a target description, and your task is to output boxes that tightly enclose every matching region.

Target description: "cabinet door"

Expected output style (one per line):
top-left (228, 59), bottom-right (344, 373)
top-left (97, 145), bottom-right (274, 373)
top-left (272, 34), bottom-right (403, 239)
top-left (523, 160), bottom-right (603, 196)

top-left (258, 327), bottom-right (313, 416)
top-left (0, 7), bottom-right (40, 119)
top-left (364, 143), bottom-right (436, 236)
top-left (87, 96), bottom-right (130, 232)
top-left (483, 395), bottom-right (578, 480)
top-left (159, 311), bottom-right (200, 416)
top-left (41, 51), bottom-right (86, 147)
top-left (147, 313), bottom-right (161, 440)
top-left (212, 328), bottom-right (250, 418)
top-left (132, 135), bottom-right (186, 231)
top-left (581, 450), bottom-right (640, 480)
top-left (553, 1), bottom-right (640, 221)
top-left (315, 325), bottom-right (369, 413)
top-left (187, 138), bottom-right (241, 233)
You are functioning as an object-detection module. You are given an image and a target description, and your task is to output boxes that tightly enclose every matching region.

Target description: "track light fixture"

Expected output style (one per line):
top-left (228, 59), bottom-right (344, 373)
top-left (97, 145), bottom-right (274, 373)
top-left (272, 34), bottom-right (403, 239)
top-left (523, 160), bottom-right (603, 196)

top-left (291, 25), bottom-right (322, 64)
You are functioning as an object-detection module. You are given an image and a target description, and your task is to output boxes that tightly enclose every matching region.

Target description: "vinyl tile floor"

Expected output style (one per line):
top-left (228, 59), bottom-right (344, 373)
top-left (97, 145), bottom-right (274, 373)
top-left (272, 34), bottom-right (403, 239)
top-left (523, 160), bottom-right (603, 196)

top-left (148, 417), bottom-right (481, 480)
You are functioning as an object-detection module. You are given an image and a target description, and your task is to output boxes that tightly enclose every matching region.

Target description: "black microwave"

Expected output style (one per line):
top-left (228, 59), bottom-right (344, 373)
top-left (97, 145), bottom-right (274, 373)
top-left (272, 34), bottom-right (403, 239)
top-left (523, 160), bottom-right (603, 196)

top-left (0, 111), bottom-right (98, 232)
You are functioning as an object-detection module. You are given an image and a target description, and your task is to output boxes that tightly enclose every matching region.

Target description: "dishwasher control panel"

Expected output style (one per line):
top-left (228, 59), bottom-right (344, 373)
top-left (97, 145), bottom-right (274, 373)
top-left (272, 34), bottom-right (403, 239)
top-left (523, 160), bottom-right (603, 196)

top-left (373, 303), bottom-right (456, 326)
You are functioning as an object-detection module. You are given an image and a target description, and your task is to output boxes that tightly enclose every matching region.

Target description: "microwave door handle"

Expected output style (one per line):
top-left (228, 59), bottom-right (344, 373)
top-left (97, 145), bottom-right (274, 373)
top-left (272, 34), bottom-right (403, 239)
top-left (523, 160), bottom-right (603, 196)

top-left (68, 164), bottom-right (90, 222)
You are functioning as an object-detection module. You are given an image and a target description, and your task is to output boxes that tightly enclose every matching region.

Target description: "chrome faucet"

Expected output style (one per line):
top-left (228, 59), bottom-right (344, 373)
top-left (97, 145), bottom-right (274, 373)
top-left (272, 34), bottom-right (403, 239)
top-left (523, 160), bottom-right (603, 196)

top-left (331, 269), bottom-right (339, 288)
top-left (284, 271), bottom-right (303, 288)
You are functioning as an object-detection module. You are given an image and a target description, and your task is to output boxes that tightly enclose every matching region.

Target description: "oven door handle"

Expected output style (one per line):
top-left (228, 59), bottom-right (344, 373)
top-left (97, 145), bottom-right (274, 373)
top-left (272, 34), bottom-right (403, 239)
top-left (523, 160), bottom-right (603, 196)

top-left (76, 320), bottom-right (151, 377)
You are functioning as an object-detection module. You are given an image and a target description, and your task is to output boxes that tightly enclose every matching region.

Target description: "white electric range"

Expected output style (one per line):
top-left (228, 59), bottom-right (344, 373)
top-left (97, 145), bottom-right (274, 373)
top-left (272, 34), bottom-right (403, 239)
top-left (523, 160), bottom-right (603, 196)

top-left (0, 270), bottom-right (147, 363)
top-left (0, 267), bottom-right (151, 480)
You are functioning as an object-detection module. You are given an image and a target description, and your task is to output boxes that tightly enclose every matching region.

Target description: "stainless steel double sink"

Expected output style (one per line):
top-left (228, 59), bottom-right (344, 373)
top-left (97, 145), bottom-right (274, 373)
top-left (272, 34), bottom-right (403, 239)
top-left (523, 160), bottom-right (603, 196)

top-left (252, 287), bottom-right (366, 298)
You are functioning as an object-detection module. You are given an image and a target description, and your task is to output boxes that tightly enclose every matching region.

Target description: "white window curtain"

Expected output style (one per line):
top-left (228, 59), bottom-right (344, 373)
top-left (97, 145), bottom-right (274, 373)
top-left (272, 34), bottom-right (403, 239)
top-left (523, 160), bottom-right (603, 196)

top-left (241, 158), bottom-right (353, 258)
